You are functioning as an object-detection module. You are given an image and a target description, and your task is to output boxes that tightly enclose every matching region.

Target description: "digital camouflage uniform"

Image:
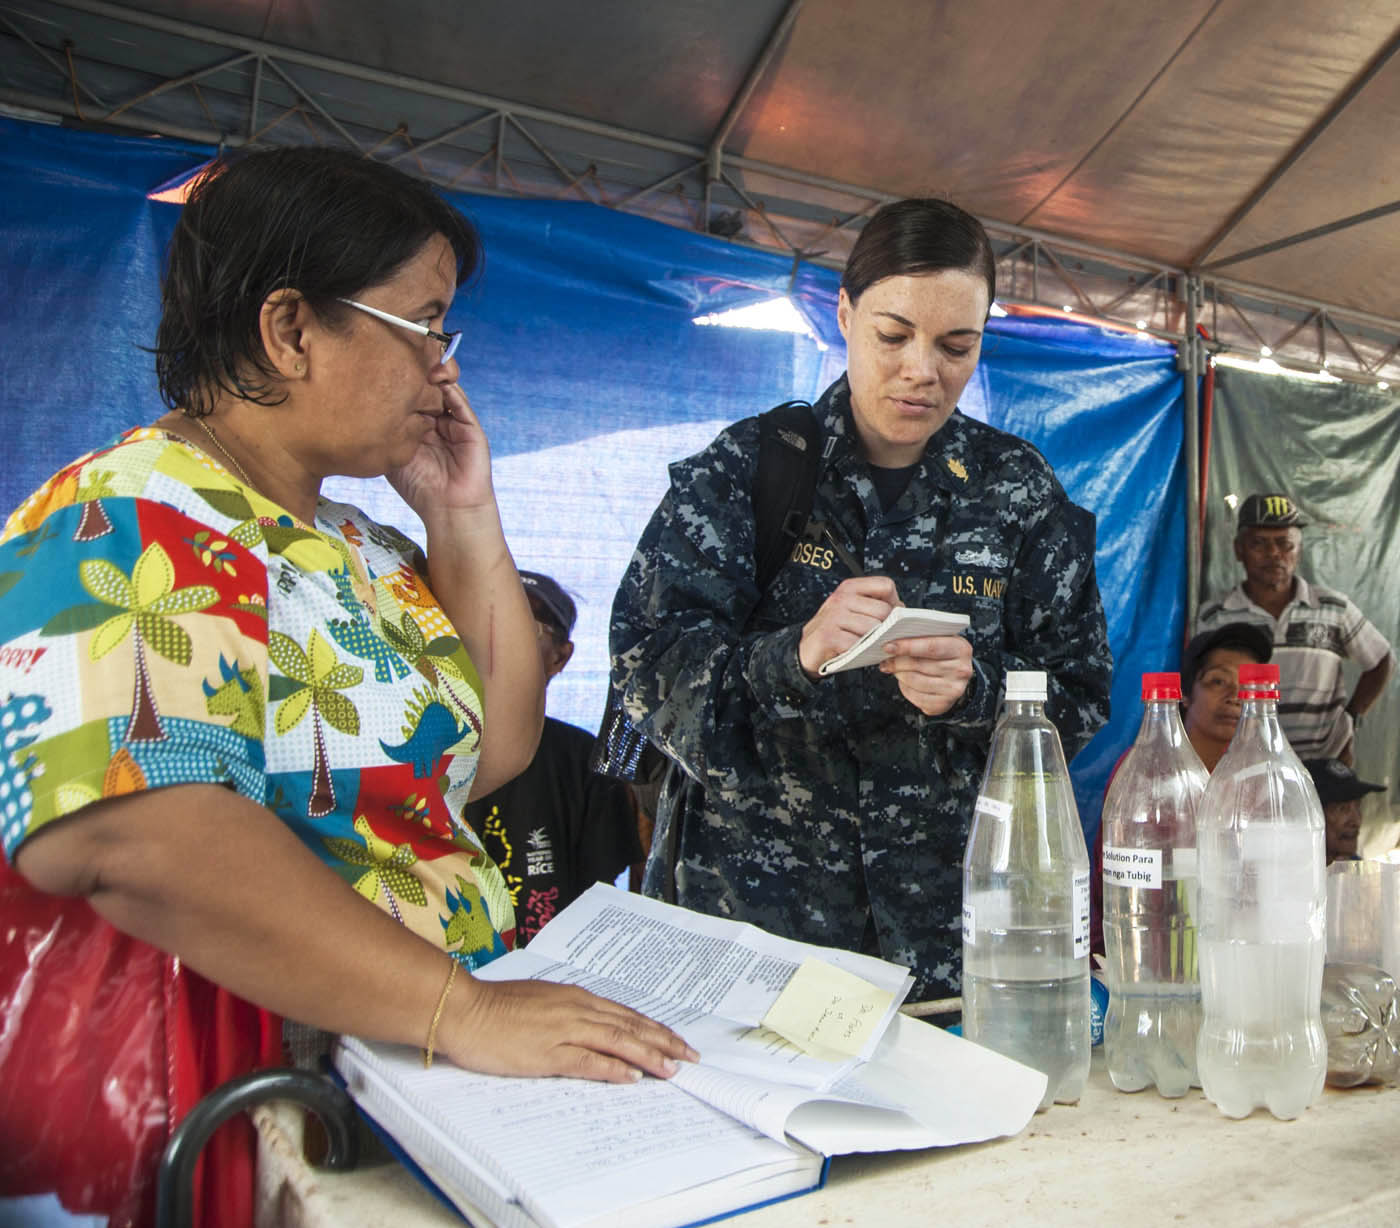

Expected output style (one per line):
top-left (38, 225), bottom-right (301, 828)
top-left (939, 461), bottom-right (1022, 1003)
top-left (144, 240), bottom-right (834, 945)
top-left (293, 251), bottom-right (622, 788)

top-left (610, 375), bottom-right (1112, 998)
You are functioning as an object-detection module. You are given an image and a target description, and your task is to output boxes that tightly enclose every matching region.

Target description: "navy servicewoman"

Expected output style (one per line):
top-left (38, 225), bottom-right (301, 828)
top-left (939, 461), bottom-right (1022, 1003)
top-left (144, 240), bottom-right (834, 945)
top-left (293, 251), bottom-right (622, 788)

top-left (611, 198), bottom-right (1112, 999)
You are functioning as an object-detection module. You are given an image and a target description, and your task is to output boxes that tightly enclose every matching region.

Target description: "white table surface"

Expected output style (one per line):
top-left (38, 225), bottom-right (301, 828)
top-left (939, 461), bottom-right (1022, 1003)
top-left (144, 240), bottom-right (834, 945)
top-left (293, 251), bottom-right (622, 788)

top-left (254, 1051), bottom-right (1400, 1228)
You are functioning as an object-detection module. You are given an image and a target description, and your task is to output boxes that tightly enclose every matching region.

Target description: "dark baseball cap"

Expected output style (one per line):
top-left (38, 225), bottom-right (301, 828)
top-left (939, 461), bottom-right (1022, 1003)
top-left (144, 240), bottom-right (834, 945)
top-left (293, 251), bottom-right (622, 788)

top-left (1237, 492), bottom-right (1307, 530)
top-left (1180, 622), bottom-right (1273, 694)
top-left (1304, 758), bottom-right (1385, 805)
top-left (519, 571), bottom-right (577, 638)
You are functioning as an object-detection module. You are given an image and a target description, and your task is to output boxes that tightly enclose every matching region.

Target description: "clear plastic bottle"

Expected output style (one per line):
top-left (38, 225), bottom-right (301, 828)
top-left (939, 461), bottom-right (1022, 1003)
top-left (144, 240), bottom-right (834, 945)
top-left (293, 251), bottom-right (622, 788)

top-left (963, 670), bottom-right (1091, 1109)
top-left (1196, 662), bottom-right (1327, 1119)
top-left (1101, 672), bottom-right (1208, 1097)
top-left (1321, 962), bottom-right (1400, 1087)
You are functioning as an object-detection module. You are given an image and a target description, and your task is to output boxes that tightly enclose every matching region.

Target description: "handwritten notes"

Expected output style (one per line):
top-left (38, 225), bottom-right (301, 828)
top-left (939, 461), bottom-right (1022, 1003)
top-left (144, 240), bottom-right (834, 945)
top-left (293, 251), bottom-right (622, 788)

top-left (760, 958), bottom-right (894, 1061)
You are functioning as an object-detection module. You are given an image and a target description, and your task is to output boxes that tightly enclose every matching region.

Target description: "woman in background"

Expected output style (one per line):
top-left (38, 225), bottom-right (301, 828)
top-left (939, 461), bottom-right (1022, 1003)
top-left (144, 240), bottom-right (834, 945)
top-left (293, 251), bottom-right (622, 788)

top-left (1178, 623), bottom-right (1274, 770)
top-left (1090, 622), bottom-right (1273, 954)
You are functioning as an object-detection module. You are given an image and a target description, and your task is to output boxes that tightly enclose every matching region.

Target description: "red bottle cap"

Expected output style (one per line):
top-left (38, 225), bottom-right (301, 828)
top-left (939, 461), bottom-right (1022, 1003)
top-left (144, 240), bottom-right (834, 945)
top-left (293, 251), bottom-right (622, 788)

top-left (1237, 661), bottom-right (1280, 699)
top-left (1141, 671), bottom-right (1181, 701)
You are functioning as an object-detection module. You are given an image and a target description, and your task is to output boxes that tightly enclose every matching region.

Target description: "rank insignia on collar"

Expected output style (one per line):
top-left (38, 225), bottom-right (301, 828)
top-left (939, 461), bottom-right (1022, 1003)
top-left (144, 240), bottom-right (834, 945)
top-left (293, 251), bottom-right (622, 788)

top-left (947, 458), bottom-right (968, 481)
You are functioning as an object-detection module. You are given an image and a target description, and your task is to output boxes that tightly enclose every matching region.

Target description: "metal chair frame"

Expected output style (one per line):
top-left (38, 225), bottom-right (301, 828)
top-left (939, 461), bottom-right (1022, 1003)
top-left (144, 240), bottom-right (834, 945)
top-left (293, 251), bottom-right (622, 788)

top-left (155, 1067), bottom-right (360, 1228)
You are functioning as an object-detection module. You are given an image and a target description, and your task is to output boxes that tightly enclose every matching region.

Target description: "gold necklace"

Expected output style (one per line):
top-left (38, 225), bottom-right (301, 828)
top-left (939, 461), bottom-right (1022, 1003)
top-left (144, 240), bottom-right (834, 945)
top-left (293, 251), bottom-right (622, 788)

top-left (193, 416), bottom-right (256, 489)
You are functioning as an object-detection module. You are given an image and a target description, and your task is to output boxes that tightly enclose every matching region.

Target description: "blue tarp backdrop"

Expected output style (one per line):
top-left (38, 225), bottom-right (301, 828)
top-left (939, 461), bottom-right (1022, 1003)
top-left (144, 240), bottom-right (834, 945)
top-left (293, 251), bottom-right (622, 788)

top-left (0, 116), bottom-right (1190, 840)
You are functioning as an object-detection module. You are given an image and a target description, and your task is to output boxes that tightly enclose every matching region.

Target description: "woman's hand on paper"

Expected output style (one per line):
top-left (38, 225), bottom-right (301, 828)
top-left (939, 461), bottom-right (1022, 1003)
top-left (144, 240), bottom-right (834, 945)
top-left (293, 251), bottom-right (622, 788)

top-left (879, 633), bottom-right (974, 715)
top-left (445, 977), bottom-right (700, 1083)
top-left (798, 576), bottom-right (900, 678)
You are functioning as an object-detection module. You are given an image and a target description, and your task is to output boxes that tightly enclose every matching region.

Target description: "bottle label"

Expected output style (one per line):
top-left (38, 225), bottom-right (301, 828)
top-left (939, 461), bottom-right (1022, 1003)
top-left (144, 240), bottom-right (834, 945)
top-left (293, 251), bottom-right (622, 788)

top-left (974, 795), bottom-right (1012, 821)
top-left (962, 900), bottom-right (974, 944)
top-left (1102, 845), bottom-right (1163, 889)
top-left (1073, 870), bottom-right (1091, 958)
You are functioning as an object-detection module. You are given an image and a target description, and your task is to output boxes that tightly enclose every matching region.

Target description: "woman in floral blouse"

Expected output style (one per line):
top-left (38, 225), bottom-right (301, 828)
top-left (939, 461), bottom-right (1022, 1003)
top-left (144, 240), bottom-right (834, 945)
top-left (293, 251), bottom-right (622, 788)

top-left (0, 147), bottom-right (691, 1227)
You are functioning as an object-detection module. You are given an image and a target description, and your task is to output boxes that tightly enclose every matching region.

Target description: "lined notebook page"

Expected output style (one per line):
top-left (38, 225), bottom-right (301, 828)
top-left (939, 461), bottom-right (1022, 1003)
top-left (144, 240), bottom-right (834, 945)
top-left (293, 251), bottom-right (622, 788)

top-left (338, 1038), bottom-right (810, 1228)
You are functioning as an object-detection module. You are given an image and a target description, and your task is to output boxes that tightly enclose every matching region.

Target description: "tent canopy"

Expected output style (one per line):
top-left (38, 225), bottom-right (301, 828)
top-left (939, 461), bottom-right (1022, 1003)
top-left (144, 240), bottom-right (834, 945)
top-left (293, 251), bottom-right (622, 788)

top-left (4, 0), bottom-right (1400, 380)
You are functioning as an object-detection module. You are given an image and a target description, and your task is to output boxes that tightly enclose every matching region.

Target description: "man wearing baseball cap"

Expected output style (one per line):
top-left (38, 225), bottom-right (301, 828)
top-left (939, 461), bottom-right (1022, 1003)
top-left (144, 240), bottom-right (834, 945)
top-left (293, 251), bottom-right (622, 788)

top-left (1196, 492), bottom-right (1393, 764)
top-left (1304, 758), bottom-right (1386, 863)
top-left (463, 572), bottom-right (643, 943)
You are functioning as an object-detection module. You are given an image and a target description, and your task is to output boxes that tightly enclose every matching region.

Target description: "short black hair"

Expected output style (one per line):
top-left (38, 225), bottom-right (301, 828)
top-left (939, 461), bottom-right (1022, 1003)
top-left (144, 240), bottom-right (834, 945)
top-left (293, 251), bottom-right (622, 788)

top-left (1180, 623), bottom-right (1273, 695)
top-left (155, 147), bottom-right (480, 416)
top-left (840, 198), bottom-right (996, 309)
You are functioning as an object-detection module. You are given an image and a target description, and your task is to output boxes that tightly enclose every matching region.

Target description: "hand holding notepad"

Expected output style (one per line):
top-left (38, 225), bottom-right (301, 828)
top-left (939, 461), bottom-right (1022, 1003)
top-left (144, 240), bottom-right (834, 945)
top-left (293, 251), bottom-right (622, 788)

top-left (818, 606), bottom-right (970, 676)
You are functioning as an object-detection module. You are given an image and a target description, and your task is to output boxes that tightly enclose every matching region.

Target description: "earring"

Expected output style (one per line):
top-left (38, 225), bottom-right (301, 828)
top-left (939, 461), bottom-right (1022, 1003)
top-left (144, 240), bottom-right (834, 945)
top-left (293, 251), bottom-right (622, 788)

top-left (294, 361), bottom-right (306, 374)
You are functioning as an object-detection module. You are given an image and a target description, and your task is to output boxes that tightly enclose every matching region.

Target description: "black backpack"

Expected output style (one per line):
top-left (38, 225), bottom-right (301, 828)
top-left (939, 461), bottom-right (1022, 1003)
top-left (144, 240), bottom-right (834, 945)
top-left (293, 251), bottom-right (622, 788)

top-left (591, 399), bottom-right (824, 782)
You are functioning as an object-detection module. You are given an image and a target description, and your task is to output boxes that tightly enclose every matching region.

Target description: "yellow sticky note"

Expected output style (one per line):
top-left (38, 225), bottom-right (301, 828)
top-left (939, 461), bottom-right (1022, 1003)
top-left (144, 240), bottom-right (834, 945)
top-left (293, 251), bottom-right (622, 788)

top-left (760, 958), bottom-right (894, 1061)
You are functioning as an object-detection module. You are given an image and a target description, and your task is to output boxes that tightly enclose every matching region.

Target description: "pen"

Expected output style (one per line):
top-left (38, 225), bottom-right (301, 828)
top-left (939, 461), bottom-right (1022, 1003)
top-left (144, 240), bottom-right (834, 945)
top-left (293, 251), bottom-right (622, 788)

top-left (805, 518), bottom-right (864, 577)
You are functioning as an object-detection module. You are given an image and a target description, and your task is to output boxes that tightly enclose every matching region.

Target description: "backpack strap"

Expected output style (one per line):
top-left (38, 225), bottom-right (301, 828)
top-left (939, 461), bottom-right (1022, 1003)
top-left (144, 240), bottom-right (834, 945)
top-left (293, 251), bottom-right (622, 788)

top-left (653, 399), bottom-right (822, 899)
top-left (753, 400), bottom-right (822, 590)
top-left (593, 399), bottom-right (822, 786)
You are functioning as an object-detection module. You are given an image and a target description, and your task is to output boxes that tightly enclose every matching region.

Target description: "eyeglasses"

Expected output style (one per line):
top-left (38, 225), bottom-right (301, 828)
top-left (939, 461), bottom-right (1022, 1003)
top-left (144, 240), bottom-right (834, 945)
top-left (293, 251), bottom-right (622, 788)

top-left (337, 297), bottom-right (461, 365)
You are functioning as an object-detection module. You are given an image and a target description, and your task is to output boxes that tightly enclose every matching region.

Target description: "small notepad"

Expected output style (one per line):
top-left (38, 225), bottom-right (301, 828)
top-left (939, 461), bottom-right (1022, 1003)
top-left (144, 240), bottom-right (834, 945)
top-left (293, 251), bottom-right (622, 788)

top-left (817, 607), bottom-right (970, 676)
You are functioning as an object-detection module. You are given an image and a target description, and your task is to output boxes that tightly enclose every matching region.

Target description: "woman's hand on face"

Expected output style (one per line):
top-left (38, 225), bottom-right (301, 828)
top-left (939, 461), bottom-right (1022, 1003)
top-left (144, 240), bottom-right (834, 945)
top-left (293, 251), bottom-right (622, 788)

top-left (387, 382), bottom-right (494, 520)
top-left (879, 633), bottom-right (974, 715)
top-left (443, 976), bottom-right (699, 1083)
top-left (798, 576), bottom-right (901, 678)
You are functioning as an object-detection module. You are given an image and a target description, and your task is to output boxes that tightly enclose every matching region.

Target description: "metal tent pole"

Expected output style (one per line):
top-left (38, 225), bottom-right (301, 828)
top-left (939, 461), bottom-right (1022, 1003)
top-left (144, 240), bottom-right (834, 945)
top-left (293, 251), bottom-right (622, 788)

top-left (1182, 277), bottom-right (1204, 633)
top-left (703, 0), bottom-right (805, 233)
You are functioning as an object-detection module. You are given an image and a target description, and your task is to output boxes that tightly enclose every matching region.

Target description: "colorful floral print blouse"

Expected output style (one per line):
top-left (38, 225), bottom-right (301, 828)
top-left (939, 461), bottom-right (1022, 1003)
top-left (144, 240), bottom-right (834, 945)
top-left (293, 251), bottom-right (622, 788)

top-left (0, 427), bottom-right (516, 963)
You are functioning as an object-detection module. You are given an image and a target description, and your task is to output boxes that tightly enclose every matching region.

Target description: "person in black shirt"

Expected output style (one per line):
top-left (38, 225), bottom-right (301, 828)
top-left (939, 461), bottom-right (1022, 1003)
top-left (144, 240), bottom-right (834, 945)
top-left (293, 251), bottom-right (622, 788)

top-left (464, 572), bottom-right (643, 942)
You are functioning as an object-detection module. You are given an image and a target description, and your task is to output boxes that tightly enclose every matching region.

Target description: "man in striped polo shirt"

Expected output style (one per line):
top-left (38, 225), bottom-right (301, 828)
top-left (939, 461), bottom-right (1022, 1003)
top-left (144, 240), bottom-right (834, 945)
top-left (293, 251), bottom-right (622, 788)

top-left (1196, 492), bottom-right (1393, 764)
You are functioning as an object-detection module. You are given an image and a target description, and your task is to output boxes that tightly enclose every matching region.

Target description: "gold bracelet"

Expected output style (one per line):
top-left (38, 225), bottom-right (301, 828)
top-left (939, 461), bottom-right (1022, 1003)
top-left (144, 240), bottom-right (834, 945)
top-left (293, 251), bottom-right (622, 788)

top-left (423, 959), bottom-right (459, 1069)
